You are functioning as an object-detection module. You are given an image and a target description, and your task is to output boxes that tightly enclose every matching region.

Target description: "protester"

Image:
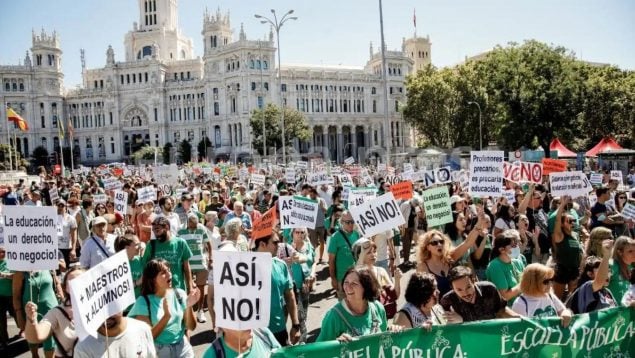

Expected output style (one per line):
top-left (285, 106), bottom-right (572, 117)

top-left (551, 196), bottom-right (584, 300)
top-left (393, 272), bottom-right (445, 328)
top-left (80, 216), bottom-right (116, 269)
top-left (56, 199), bottom-right (79, 267)
top-left (203, 326), bottom-right (280, 357)
top-left (129, 259), bottom-right (199, 357)
top-left (416, 230), bottom-right (453, 297)
top-left (75, 198), bottom-right (94, 243)
top-left (223, 217), bottom-right (250, 252)
top-left (607, 236), bottom-right (635, 302)
top-left (177, 214), bottom-right (211, 323)
top-left (290, 227), bottom-right (316, 343)
top-left (620, 267), bottom-right (635, 307)
top-left (0, 247), bottom-right (16, 350)
top-left (399, 196), bottom-right (422, 267)
top-left (518, 184), bottom-right (551, 264)
top-left (307, 187), bottom-right (328, 263)
top-left (114, 234), bottom-right (144, 297)
top-left (137, 199), bottom-right (155, 243)
top-left (328, 211), bottom-right (360, 298)
top-left (155, 197), bottom-right (181, 235)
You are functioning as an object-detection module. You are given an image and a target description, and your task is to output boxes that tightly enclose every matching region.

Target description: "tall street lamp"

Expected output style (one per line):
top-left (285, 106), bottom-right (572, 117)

top-left (378, 0), bottom-right (391, 166)
top-left (468, 101), bottom-right (482, 150)
top-left (255, 9), bottom-right (297, 165)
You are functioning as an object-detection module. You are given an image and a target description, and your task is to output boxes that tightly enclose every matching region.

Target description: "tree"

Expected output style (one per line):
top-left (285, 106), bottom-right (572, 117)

top-left (162, 142), bottom-right (172, 164)
top-left (178, 139), bottom-right (192, 163)
top-left (132, 145), bottom-right (161, 163)
top-left (31, 145), bottom-right (49, 168)
top-left (249, 104), bottom-right (312, 155)
top-left (197, 137), bottom-right (212, 160)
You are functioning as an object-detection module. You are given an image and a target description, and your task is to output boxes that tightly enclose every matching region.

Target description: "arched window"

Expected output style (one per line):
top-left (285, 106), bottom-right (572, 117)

top-left (41, 137), bottom-right (47, 149)
top-left (263, 61), bottom-right (268, 69)
top-left (250, 60), bottom-right (255, 69)
top-left (12, 82), bottom-right (17, 91)
top-left (4, 82), bottom-right (9, 91)
top-left (142, 46), bottom-right (152, 58)
top-left (256, 60), bottom-right (261, 69)
top-left (19, 82), bottom-right (24, 91)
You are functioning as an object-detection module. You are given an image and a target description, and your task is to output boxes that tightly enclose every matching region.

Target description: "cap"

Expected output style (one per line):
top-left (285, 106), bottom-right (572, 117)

top-left (181, 194), bottom-right (193, 201)
top-left (56, 199), bottom-right (67, 206)
top-left (212, 193), bottom-right (220, 199)
top-left (450, 195), bottom-right (466, 205)
top-left (92, 216), bottom-right (107, 226)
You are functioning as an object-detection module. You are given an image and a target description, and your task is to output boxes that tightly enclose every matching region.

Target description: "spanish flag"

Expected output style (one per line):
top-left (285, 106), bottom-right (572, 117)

top-left (7, 107), bottom-right (28, 131)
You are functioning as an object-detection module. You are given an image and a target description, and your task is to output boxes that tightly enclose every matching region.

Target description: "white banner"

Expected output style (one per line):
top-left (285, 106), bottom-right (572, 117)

top-left (250, 174), bottom-right (266, 187)
top-left (307, 171), bottom-right (334, 186)
top-left (137, 186), bottom-right (157, 202)
top-left (92, 194), bottom-right (108, 204)
top-left (49, 186), bottom-right (59, 203)
top-left (114, 190), bottom-right (128, 215)
top-left (69, 251), bottom-right (135, 340)
top-left (153, 164), bottom-right (179, 185)
top-left (296, 161), bottom-right (308, 170)
top-left (347, 187), bottom-right (377, 207)
top-left (349, 192), bottom-right (406, 238)
top-left (213, 251), bottom-right (272, 330)
top-left (102, 177), bottom-right (123, 191)
top-left (469, 151), bottom-right (504, 197)
top-left (285, 168), bottom-right (296, 184)
top-left (278, 196), bottom-right (319, 229)
top-left (344, 157), bottom-right (355, 165)
top-left (3, 206), bottom-right (58, 271)
top-left (549, 171), bottom-right (593, 199)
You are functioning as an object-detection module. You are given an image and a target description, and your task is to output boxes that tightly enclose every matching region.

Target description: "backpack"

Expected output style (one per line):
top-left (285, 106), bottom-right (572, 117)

top-left (210, 329), bottom-right (273, 358)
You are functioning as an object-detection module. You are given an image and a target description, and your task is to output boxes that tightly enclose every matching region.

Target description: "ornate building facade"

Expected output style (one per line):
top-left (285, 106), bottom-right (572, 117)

top-left (0, 0), bottom-right (431, 165)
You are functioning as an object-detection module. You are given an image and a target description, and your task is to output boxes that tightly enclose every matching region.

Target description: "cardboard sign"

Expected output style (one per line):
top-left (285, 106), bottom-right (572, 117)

top-left (347, 187), bottom-right (377, 207)
top-left (503, 189), bottom-right (516, 204)
top-left (296, 161), bottom-right (308, 170)
top-left (49, 186), bottom-right (59, 203)
top-left (102, 177), bottom-right (123, 191)
top-left (338, 174), bottom-right (354, 187)
top-left (279, 196), bottom-right (319, 229)
top-left (252, 207), bottom-right (277, 240)
top-left (69, 251), bottom-right (135, 340)
top-left (621, 203), bottom-right (635, 221)
top-left (469, 151), bottom-right (504, 197)
top-left (137, 186), bottom-right (157, 202)
top-left (420, 166), bottom-right (453, 187)
top-left (213, 251), bottom-right (272, 330)
top-left (285, 168), bottom-right (296, 184)
top-left (503, 161), bottom-right (543, 184)
top-left (307, 171), bottom-right (334, 186)
top-left (384, 175), bottom-right (402, 186)
top-left (349, 192), bottom-right (406, 237)
top-left (390, 181), bottom-right (413, 200)
top-left (589, 173), bottom-right (603, 185)
top-left (403, 163), bottom-right (414, 173)
top-left (3, 206), bottom-right (58, 271)
top-left (421, 186), bottom-right (453, 227)
top-left (542, 158), bottom-right (567, 175)
top-left (92, 194), bottom-right (107, 204)
top-left (549, 171), bottom-right (593, 199)
top-left (153, 164), bottom-right (179, 185)
top-left (344, 157), bottom-right (355, 165)
top-left (610, 170), bottom-right (623, 184)
top-left (251, 174), bottom-right (266, 187)
top-left (114, 190), bottom-right (128, 215)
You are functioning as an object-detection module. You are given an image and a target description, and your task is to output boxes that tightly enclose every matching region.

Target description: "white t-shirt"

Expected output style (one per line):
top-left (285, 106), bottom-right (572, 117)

top-left (494, 218), bottom-right (516, 231)
top-left (373, 230), bottom-right (394, 262)
top-left (57, 214), bottom-right (77, 250)
top-left (74, 317), bottom-right (156, 358)
top-left (512, 293), bottom-right (565, 318)
top-left (621, 284), bottom-right (635, 307)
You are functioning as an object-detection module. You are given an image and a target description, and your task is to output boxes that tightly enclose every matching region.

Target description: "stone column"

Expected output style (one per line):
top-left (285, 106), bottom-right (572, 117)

top-left (322, 126), bottom-right (329, 160)
top-left (336, 125), bottom-right (343, 164)
top-left (352, 125), bottom-right (358, 162)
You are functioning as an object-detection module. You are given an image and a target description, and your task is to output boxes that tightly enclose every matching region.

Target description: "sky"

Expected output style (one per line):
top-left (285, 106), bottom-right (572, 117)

top-left (1, 0), bottom-right (633, 88)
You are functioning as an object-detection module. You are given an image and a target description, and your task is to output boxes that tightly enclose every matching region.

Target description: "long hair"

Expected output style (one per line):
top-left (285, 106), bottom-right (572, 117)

top-left (587, 227), bottom-right (613, 258)
top-left (416, 230), bottom-right (452, 264)
top-left (342, 266), bottom-right (380, 301)
top-left (613, 236), bottom-right (635, 281)
top-left (519, 263), bottom-right (554, 297)
top-left (140, 259), bottom-right (170, 296)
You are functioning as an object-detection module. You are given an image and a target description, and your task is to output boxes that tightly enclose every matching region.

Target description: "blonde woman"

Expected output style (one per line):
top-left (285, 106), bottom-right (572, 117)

top-left (416, 230), bottom-right (455, 297)
top-left (512, 263), bottom-right (572, 327)
top-left (585, 227), bottom-right (613, 258)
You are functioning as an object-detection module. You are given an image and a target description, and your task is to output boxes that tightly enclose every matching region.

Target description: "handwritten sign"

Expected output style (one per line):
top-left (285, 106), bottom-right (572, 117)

top-left (114, 190), bottom-right (128, 215)
top-left (621, 203), bottom-right (635, 221)
top-left (344, 157), bottom-right (355, 165)
top-left (251, 207), bottom-right (277, 240)
top-left (102, 177), bottom-right (123, 191)
top-left (251, 174), bottom-right (266, 187)
top-left (610, 170), bottom-right (623, 185)
top-left (153, 164), bottom-right (179, 185)
top-left (92, 194), bottom-right (107, 204)
top-left (137, 186), bottom-right (157, 202)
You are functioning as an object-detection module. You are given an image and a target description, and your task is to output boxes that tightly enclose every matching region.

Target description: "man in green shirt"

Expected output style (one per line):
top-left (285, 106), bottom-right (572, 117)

top-left (177, 214), bottom-right (211, 323)
top-left (254, 233), bottom-right (301, 346)
top-left (328, 211), bottom-right (360, 299)
top-left (143, 217), bottom-right (193, 293)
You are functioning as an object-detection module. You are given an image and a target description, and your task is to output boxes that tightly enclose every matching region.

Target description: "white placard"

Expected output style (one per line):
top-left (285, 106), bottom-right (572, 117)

top-left (69, 251), bottom-right (135, 340)
top-left (49, 186), bottom-right (59, 203)
top-left (92, 194), bottom-right (108, 204)
top-left (361, 175), bottom-right (375, 187)
top-left (344, 157), bottom-right (355, 165)
top-left (307, 171), bottom-right (334, 186)
top-left (137, 186), bottom-right (157, 202)
top-left (3, 206), bottom-right (58, 271)
top-left (213, 251), bottom-right (272, 330)
top-left (588, 192), bottom-right (598, 208)
top-left (250, 174), bottom-right (266, 187)
top-left (296, 161), bottom-right (308, 170)
top-left (349, 192), bottom-right (406, 238)
top-left (338, 174), bottom-right (354, 187)
top-left (384, 175), bottom-right (402, 186)
top-left (469, 151), bottom-right (504, 197)
top-left (278, 196), bottom-right (319, 229)
top-left (403, 163), bottom-right (414, 173)
top-left (102, 177), bottom-right (123, 191)
top-left (114, 190), bottom-right (128, 215)
top-left (610, 170), bottom-right (623, 184)
top-left (503, 189), bottom-right (516, 204)
top-left (589, 173), bottom-right (603, 185)
top-left (285, 168), bottom-right (296, 184)
top-left (420, 166), bottom-right (453, 187)
top-left (549, 171), bottom-right (593, 199)
top-left (348, 187), bottom-right (377, 207)
top-left (622, 203), bottom-right (635, 221)
top-left (377, 163), bottom-right (387, 172)
top-left (153, 164), bottom-right (179, 185)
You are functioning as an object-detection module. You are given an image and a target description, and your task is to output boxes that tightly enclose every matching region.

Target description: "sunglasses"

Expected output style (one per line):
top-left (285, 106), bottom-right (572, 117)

top-left (618, 196), bottom-right (627, 200)
top-left (342, 220), bottom-right (354, 225)
top-left (429, 239), bottom-right (444, 246)
top-left (542, 278), bottom-right (554, 285)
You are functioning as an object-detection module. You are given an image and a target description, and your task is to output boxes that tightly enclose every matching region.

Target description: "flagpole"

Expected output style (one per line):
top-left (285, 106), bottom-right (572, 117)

top-left (70, 134), bottom-right (75, 172)
top-left (4, 105), bottom-right (12, 171)
top-left (13, 129), bottom-right (18, 171)
top-left (59, 123), bottom-right (65, 178)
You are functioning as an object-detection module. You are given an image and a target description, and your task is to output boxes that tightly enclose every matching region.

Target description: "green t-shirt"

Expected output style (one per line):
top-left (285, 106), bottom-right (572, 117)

top-left (0, 260), bottom-right (12, 297)
top-left (269, 257), bottom-right (293, 334)
top-left (486, 257), bottom-right (525, 305)
top-left (202, 328), bottom-right (281, 358)
top-left (142, 236), bottom-right (193, 291)
top-left (291, 241), bottom-right (315, 289)
top-left (177, 227), bottom-right (209, 272)
top-left (130, 256), bottom-right (143, 297)
top-left (548, 209), bottom-right (580, 234)
top-left (129, 289), bottom-right (187, 345)
top-left (327, 229), bottom-right (360, 283)
top-left (608, 260), bottom-right (634, 302)
top-left (21, 271), bottom-right (58, 312)
top-left (316, 300), bottom-right (387, 342)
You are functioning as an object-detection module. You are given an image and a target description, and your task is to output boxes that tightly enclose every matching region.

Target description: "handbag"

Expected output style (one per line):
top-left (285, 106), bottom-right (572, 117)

top-left (379, 285), bottom-right (398, 319)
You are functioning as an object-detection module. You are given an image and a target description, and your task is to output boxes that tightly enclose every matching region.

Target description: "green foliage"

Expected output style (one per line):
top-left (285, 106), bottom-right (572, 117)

top-left (132, 145), bottom-right (161, 162)
top-left (178, 139), bottom-right (192, 163)
top-left (249, 104), bottom-right (312, 155)
top-left (197, 137), bottom-right (212, 159)
top-left (31, 145), bottom-right (49, 168)
top-left (162, 142), bottom-right (172, 164)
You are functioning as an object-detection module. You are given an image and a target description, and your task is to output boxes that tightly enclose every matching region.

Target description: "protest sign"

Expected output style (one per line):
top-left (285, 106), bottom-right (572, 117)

top-left (102, 176), bottom-right (123, 191)
top-left (279, 196), bottom-right (319, 229)
top-left (344, 156), bottom-right (355, 165)
top-left (361, 175), bottom-right (375, 187)
top-left (589, 173), bottom-right (603, 185)
top-left (349, 192), bottom-right (405, 237)
top-left (272, 307), bottom-right (634, 358)
top-left (137, 186), bottom-right (157, 202)
top-left (542, 158), bottom-right (567, 175)
top-left (213, 251), bottom-right (272, 330)
top-left (338, 174), bottom-right (354, 187)
top-left (250, 174), bottom-right (266, 187)
top-left (420, 166), bottom-right (452, 187)
top-left (3, 206), bottom-right (58, 271)
top-left (610, 170), bottom-right (623, 184)
top-left (341, 186), bottom-right (351, 202)
top-left (588, 192), bottom-right (597, 208)
top-left (49, 186), bottom-right (59, 203)
top-left (285, 168), bottom-right (296, 184)
top-left (113, 190), bottom-right (128, 215)
top-left (390, 181), bottom-right (413, 200)
top-left (549, 171), bottom-right (592, 198)
top-left (377, 163), bottom-right (386, 172)
top-left (92, 194), bottom-right (107, 204)
top-left (384, 175), bottom-right (401, 186)
top-left (502, 189), bottom-right (516, 204)
top-left (347, 165), bottom-right (362, 177)
top-left (622, 203), bottom-right (635, 221)
top-left (295, 161), bottom-right (308, 170)
top-left (403, 163), bottom-right (414, 173)
top-left (347, 187), bottom-right (377, 207)
top-left (503, 161), bottom-right (542, 183)
top-left (252, 207), bottom-right (277, 240)
top-left (469, 151), bottom-right (504, 197)
top-left (421, 186), bottom-right (453, 227)
top-left (69, 251), bottom-right (135, 340)
top-left (153, 164), bottom-right (179, 185)
top-left (307, 171), bottom-right (334, 186)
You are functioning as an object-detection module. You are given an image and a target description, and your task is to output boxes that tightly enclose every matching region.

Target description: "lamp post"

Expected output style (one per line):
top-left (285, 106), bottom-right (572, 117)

top-left (378, 0), bottom-right (391, 166)
top-left (255, 9), bottom-right (297, 165)
top-left (468, 101), bottom-right (482, 150)
top-left (258, 40), bottom-right (266, 159)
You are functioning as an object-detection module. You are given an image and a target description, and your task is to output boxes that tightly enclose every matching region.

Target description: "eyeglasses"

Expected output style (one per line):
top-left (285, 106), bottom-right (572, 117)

top-left (429, 239), bottom-right (444, 246)
top-left (618, 196), bottom-right (627, 200)
top-left (542, 278), bottom-right (554, 285)
top-left (342, 220), bottom-right (354, 225)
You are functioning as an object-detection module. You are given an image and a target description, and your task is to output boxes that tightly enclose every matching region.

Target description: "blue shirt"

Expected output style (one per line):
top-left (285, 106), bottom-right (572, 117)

top-left (225, 211), bottom-right (252, 229)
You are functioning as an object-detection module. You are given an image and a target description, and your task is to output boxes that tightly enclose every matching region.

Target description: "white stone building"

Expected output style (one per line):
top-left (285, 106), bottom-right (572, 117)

top-left (0, 0), bottom-right (431, 165)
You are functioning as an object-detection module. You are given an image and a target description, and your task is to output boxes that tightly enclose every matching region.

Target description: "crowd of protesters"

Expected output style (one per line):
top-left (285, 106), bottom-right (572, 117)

top-left (0, 163), bottom-right (633, 357)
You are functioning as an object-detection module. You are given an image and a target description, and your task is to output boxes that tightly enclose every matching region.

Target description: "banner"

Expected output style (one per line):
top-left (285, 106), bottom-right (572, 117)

top-left (113, 190), bottom-right (128, 215)
top-left (308, 171), bottom-right (335, 186)
top-left (252, 207), bottom-right (277, 240)
top-left (390, 181), bottom-right (413, 200)
top-left (272, 307), bottom-right (635, 358)
top-left (549, 171), bottom-right (593, 198)
top-left (92, 193), bottom-right (107, 204)
top-left (3, 206), bottom-right (58, 271)
top-left (251, 174), bottom-right (266, 187)
top-left (69, 251), bottom-right (135, 340)
top-left (102, 176), bottom-right (123, 191)
top-left (213, 251), bottom-right (272, 330)
top-left (469, 151), bottom-right (504, 197)
top-left (344, 156), bottom-right (355, 165)
top-left (153, 164), bottom-right (179, 185)
top-left (279, 196), bottom-right (319, 230)
top-left (137, 186), bottom-right (157, 202)
top-left (347, 187), bottom-right (377, 207)
top-left (349, 192), bottom-right (405, 237)
top-left (421, 186), bottom-right (453, 227)
top-left (542, 158), bottom-right (568, 175)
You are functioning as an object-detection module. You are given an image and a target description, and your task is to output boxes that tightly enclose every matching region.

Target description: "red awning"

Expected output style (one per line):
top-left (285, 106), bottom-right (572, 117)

top-left (549, 138), bottom-right (576, 158)
top-left (585, 137), bottom-right (624, 157)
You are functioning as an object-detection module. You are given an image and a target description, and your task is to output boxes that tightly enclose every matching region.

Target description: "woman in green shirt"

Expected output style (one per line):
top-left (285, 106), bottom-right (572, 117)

top-left (317, 267), bottom-right (399, 342)
top-left (486, 231), bottom-right (526, 305)
top-left (290, 227), bottom-right (316, 343)
top-left (608, 236), bottom-right (635, 302)
top-left (129, 258), bottom-right (200, 358)
top-left (114, 234), bottom-right (143, 297)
